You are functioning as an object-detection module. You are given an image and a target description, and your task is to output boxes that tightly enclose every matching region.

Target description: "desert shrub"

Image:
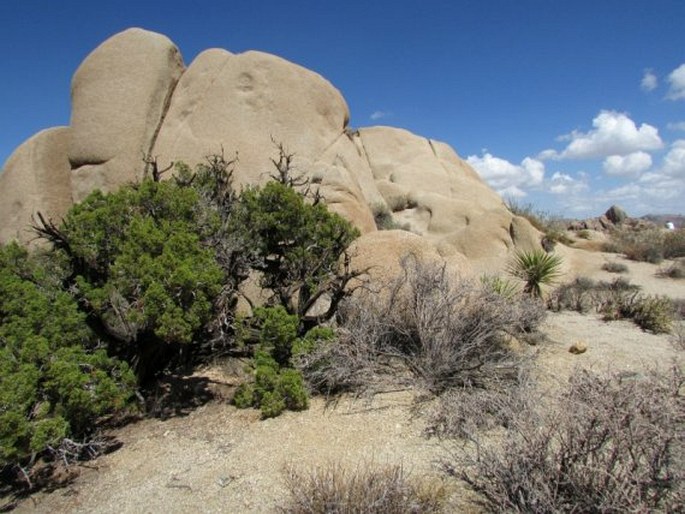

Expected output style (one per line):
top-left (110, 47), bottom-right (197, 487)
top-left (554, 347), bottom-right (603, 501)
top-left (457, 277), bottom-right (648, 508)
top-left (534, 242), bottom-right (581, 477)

top-left (370, 202), bottom-right (395, 230)
top-left (233, 307), bottom-right (315, 417)
top-left (630, 295), bottom-right (675, 334)
top-left (35, 178), bottom-right (225, 380)
top-left (480, 274), bottom-right (519, 299)
top-left (299, 256), bottom-right (538, 395)
top-left (386, 193), bottom-right (417, 212)
top-left (576, 229), bottom-right (591, 239)
top-left (428, 378), bottom-right (532, 440)
top-left (547, 276), bottom-right (597, 313)
top-left (281, 463), bottom-right (446, 514)
top-left (664, 228), bottom-right (685, 259)
top-left (657, 259), bottom-right (685, 279)
top-left (0, 244), bottom-right (135, 475)
top-left (507, 249), bottom-right (563, 298)
top-left (605, 227), bottom-right (666, 263)
top-left (231, 179), bottom-right (361, 331)
top-left (370, 202), bottom-right (411, 231)
top-left (451, 366), bottom-right (685, 513)
top-left (234, 350), bottom-right (309, 418)
top-left (549, 278), bottom-right (675, 333)
top-left (601, 261), bottom-right (628, 273)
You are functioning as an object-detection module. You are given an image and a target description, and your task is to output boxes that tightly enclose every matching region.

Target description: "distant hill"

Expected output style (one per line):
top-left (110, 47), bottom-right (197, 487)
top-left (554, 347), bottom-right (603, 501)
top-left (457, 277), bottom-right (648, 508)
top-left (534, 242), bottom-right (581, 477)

top-left (640, 214), bottom-right (685, 229)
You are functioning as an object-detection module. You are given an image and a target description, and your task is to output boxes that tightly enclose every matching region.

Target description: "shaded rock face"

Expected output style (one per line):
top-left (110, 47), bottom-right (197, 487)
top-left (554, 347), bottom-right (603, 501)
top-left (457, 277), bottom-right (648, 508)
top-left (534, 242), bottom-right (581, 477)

top-left (0, 127), bottom-right (72, 245)
top-left (0, 27), bottom-right (540, 273)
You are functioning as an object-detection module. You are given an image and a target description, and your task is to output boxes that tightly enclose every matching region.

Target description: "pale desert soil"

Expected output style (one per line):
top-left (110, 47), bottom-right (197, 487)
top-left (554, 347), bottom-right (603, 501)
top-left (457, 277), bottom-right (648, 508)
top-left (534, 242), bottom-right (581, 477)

top-left (5, 252), bottom-right (684, 513)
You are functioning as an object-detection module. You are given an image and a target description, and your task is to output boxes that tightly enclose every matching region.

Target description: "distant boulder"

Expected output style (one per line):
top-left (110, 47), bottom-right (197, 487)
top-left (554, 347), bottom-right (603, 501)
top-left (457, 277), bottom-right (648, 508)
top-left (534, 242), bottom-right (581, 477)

top-left (604, 205), bottom-right (628, 225)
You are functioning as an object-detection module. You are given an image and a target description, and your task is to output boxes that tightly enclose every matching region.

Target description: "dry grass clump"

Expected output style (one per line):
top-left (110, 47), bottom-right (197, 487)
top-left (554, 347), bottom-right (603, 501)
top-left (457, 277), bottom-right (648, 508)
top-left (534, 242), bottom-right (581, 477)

top-left (671, 322), bottom-right (685, 351)
top-left (297, 255), bottom-right (544, 396)
top-left (427, 376), bottom-right (532, 440)
top-left (281, 463), bottom-right (446, 514)
top-left (447, 366), bottom-right (685, 513)
top-left (657, 259), bottom-right (685, 279)
top-left (601, 260), bottom-right (628, 274)
top-left (370, 202), bottom-right (411, 231)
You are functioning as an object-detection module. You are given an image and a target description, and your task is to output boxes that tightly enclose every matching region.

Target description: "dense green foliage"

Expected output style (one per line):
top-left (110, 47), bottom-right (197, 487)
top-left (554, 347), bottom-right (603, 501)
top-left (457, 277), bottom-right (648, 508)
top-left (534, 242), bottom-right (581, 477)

top-left (233, 307), bottom-right (313, 418)
top-left (1, 149), bottom-right (361, 480)
top-left (62, 180), bottom-right (224, 348)
top-left (232, 181), bottom-right (360, 330)
top-left (0, 244), bottom-right (135, 468)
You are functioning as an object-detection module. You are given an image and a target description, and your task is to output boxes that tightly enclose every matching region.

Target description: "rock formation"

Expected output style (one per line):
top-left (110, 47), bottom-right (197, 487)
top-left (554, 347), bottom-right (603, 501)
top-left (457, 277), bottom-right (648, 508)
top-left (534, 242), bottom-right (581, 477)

top-left (0, 27), bottom-right (541, 273)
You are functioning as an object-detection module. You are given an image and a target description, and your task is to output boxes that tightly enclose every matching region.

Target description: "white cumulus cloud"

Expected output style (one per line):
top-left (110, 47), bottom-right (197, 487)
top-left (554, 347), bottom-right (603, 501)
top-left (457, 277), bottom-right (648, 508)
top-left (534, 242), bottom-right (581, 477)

top-left (666, 63), bottom-right (685, 100)
top-left (548, 172), bottom-right (588, 195)
top-left (466, 153), bottom-right (545, 197)
top-left (539, 111), bottom-right (663, 160)
top-left (602, 151), bottom-right (652, 177)
top-left (641, 69), bottom-right (657, 91)
top-left (661, 140), bottom-right (685, 177)
top-left (370, 110), bottom-right (391, 121)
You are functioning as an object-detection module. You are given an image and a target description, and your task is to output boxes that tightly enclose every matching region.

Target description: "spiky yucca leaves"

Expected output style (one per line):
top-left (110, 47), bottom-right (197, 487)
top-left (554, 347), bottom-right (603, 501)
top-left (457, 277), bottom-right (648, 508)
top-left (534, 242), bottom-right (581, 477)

top-left (507, 249), bottom-right (563, 298)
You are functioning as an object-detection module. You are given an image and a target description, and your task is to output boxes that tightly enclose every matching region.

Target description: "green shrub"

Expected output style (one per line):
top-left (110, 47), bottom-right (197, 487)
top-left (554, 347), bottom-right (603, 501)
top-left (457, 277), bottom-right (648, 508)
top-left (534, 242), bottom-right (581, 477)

top-left (233, 307), bottom-right (312, 418)
top-left (232, 180), bottom-right (360, 328)
top-left (0, 244), bottom-right (135, 470)
top-left (480, 274), bottom-right (520, 299)
top-left (233, 351), bottom-right (309, 418)
top-left (507, 249), bottom-right (563, 298)
top-left (40, 179), bottom-right (225, 380)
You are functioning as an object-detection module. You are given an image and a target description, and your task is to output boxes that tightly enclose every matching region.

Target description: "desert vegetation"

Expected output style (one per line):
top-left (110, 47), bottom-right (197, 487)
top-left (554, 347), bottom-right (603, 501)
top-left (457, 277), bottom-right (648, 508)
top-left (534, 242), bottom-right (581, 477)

top-left (282, 463), bottom-right (446, 514)
top-left (604, 225), bottom-right (685, 263)
top-left (1, 149), bottom-right (683, 514)
top-left (548, 277), bottom-right (677, 333)
top-left (443, 366), bottom-right (684, 512)
top-left (506, 199), bottom-right (574, 248)
top-left (1, 146), bottom-right (363, 488)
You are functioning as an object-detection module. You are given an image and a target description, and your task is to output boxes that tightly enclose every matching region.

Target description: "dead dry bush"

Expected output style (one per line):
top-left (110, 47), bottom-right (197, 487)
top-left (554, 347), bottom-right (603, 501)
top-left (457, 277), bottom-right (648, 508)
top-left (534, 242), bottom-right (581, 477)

top-left (297, 255), bottom-right (543, 396)
top-left (447, 366), bottom-right (685, 513)
top-left (280, 463), bottom-right (446, 514)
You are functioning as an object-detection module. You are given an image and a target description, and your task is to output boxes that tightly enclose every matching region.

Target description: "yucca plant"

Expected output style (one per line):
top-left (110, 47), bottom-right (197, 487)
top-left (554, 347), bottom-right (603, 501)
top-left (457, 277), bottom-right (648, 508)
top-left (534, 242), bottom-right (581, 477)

top-left (508, 249), bottom-right (563, 298)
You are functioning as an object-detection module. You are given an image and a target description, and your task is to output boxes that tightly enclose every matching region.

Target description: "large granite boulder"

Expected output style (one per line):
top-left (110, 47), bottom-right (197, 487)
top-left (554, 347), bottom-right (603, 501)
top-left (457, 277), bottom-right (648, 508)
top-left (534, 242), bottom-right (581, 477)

top-left (69, 28), bottom-right (184, 201)
top-left (151, 48), bottom-right (378, 233)
top-left (0, 27), bottom-right (542, 274)
top-left (0, 127), bottom-right (72, 245)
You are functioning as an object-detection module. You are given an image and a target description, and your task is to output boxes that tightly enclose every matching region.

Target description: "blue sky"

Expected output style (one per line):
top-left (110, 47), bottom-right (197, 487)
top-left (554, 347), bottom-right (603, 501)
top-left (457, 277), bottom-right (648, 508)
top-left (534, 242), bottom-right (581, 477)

top-left (1, 0), bottom-right (684, 217)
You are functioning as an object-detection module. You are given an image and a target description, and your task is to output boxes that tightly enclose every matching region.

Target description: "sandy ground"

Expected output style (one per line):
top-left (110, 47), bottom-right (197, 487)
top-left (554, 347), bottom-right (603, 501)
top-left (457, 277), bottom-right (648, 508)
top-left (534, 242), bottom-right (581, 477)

top-left (4, 250), bottom-right (684, 513)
